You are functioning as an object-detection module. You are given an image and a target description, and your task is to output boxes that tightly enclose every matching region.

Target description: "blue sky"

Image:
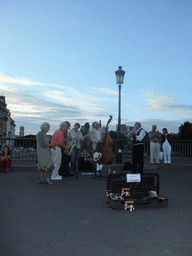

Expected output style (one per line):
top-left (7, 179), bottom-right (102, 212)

top-left (0, 0), bottom-right (192, 135)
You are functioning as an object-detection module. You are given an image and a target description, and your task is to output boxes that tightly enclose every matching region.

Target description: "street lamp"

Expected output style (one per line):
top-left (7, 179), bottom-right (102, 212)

top-left (115, 66), bottom-right (125, 135)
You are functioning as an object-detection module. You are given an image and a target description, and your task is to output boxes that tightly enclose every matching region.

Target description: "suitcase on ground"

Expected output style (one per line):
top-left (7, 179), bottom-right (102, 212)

top-left (106, 172), bottom-right (168, 211)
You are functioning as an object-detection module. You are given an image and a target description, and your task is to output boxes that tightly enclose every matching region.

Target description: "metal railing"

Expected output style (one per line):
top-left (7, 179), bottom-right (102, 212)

top-left (113, 139), bottom-right (192, 159)
top-left (0, 138), bottom-right (37, 161)
top-left (0, 138), bottom-right (192, 161)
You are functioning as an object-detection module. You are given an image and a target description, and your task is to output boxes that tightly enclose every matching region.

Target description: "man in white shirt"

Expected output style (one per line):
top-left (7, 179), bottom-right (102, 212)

top-left (90, 121), bottom-right (105, 173)
top-left (148, 125), bottom-right (161, 165)
top-left (130, 122), bottom-right (146, 174)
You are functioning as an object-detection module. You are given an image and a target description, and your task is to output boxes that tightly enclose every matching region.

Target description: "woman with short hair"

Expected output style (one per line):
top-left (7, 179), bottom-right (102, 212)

top-left (36, 122), bottom-right (56, 184)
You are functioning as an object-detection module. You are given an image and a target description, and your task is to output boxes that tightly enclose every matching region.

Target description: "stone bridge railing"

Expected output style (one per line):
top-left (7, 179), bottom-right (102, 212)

top-left (0, 138), bottom-right (192, 162)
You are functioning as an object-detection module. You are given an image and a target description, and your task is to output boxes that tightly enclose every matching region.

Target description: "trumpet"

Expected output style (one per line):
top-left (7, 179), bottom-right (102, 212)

top-left (127, 129), bottom-right (136, 136)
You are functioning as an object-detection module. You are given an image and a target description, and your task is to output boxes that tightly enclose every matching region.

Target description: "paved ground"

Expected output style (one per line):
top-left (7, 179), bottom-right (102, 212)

top-left (0, 162), bottom-right (192, 256)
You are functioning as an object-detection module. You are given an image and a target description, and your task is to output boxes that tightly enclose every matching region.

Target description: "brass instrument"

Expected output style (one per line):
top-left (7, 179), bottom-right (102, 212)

top-left (127, 129), bottom-right (136, 137)
top-left (64, 131), bottom-right (77, 155)
top-left (64, 137), bottom-right (77, 155)
top-left (65, 130), bottom-right (93, 156)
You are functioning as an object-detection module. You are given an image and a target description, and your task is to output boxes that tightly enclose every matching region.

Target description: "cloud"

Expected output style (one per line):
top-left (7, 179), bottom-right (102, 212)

top-left (0, 72), bottom-right (46, 86)
top-left (124, 103), bottom-right (140, 111)
top-left (43, 88), bottom-right (113, 112)
top-left (92, 87), bottom-right (118, 95)
top-left (144, 89), bottom-right (192, 116)
top-left (0, 78), bottom-right (115, 135)
top-left (0, 72), bottom-right (65, 89)
top-left (0, 84), bottom-right (83, 133)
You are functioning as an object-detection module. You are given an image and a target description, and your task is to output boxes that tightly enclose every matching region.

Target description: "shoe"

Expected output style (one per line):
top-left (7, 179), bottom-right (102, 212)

top-left (38, 178), bottom-right (46, 184)
top-left (44, 178), bottom-right (53, 185)
top-left (51, 175), bottom-right (62, 180)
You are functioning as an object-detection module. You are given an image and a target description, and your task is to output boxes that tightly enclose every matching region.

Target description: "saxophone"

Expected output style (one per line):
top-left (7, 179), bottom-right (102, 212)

top-left (64, 132), bottom-right (77, 155)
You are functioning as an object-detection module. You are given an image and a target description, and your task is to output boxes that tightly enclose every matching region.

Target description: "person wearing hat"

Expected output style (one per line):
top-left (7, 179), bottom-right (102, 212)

top-left (36, 122), bottom-right (56, 184)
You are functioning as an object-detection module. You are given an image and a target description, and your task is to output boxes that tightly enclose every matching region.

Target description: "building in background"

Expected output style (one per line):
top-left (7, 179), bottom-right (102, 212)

top-left (0, 96), bottom-right (16, 150)
top-left (6, 109), bottom-right (16, 138)
top-left (0, 96), bottom-right (16, 138)
top-left (19, 126), bottom-right (24, 136)
top-left (0, 96), bottom-right (8, 137)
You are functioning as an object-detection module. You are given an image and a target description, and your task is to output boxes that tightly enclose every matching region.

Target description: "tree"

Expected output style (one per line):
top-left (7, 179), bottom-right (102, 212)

top-left (170, 133), bottom-right (179, 140)
top-left (178, 121), bottom-right (192, 140)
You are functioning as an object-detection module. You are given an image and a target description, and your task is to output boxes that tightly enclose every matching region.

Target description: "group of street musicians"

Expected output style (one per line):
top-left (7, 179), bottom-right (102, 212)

top-left (48, 119), bottom-right (146, 181)
top-left (58, 121), bottom-right (107, 178)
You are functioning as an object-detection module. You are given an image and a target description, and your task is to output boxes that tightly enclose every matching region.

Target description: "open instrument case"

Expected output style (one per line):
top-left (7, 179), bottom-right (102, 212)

top-left (106, 172), bottom-right (168, 211)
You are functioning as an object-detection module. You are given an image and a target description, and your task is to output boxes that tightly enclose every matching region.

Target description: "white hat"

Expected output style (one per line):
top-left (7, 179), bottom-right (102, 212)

top-left (93, 152), bottom-right (102, 162)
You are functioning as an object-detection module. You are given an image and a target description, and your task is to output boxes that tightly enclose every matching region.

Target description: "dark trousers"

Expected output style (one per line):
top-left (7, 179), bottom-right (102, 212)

top-left (71, 147), bottom-right (80, 172)
top-left (132, 144), bottom-right (144, 174)
top-left (59, 149), bottom-right (71, 176)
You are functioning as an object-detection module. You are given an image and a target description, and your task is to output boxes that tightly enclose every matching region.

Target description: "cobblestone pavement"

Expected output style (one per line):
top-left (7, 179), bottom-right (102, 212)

top-left (0, 162), bottom-right (192, 256)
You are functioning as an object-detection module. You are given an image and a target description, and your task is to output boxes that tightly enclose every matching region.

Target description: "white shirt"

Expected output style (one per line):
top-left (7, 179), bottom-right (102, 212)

top-left (95, 130), bottom-right (101, 140)
top-left (135, 128), bottom-right (146, 144)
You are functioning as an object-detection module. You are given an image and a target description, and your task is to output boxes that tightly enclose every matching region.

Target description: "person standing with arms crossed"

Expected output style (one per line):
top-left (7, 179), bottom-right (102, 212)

top-left (148, 125), bottom-right (161, 165)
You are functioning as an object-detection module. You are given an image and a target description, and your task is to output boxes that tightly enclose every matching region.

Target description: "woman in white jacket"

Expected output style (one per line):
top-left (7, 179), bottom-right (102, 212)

top-left (161, 128), bottom-right (171, 164)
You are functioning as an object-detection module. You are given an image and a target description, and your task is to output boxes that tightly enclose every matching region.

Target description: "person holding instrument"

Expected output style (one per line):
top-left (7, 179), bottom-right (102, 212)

top-left (130, 122), bottom-right (146, 174)
top-left (69, 123), bottom-right (84, 175)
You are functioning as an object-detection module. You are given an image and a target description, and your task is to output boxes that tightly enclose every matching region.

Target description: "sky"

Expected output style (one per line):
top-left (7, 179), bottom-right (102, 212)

top-left (0, 0), bottom-right (192, 135)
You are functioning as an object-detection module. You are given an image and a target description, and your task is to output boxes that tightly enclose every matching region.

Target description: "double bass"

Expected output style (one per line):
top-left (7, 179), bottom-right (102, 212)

top-left (98, 115), bottom-right (115, 165)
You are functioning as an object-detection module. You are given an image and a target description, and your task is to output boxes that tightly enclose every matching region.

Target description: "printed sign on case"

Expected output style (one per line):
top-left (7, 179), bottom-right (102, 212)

top-left (126, 174), bottom-right (141, 183)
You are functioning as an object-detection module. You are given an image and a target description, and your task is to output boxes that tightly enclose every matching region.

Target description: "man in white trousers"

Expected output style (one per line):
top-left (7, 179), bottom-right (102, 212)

top-left (51, 122), bottom-right (68, 180)
top-left (148, 125), bottom-right (161, 165)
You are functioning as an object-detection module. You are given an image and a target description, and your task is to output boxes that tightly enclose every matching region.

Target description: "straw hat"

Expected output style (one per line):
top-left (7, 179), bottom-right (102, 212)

top-left (93, 152), bottom-right (102, 162)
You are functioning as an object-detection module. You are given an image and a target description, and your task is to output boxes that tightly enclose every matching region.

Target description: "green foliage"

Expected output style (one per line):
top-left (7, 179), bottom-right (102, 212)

top-left (178, 121), bottom-right (192, 140)
top-left (170, 133), bottom-right (179, 140)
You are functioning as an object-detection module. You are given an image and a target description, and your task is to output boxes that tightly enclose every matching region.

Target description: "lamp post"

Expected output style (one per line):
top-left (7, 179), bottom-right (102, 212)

top-left (115, 66), bottom-right (125, 135)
